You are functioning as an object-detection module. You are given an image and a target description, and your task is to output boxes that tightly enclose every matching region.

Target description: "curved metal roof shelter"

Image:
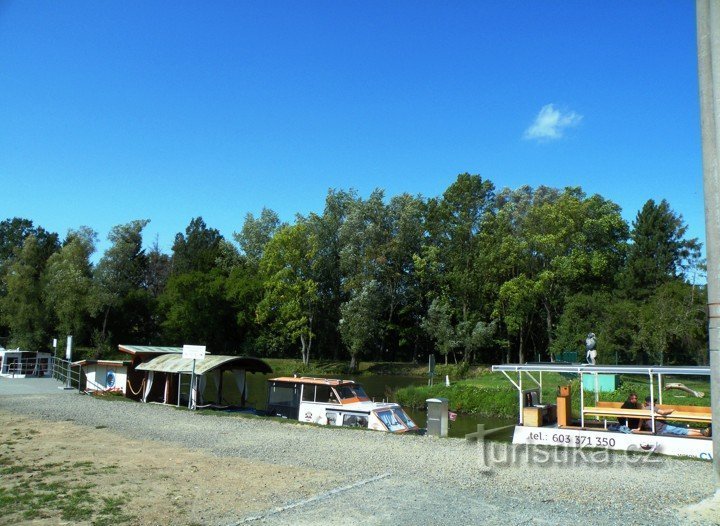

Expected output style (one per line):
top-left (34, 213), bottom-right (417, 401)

top-left (135, 354), bottom-right (272, 375)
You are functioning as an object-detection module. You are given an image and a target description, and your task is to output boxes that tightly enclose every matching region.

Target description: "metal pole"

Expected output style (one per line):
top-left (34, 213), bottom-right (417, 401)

top-left (696, 0), bottom-right (720, 488)
top-left (65, 335), bottom-right (73, 389)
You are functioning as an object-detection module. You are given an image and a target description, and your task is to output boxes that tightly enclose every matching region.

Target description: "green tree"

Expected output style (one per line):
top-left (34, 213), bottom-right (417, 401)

top-left (421, 297), bottom-right (456, 365)
top-left (428, 173), bottom-right (495, 323)
top-left (635, 281), bottom-right (707, 365)
top-left (488, 186), bottom-right (628, 359)
top-left (0, 218), bottom-right (59, 266)
top-left (159, 270), bottom-right (238, 352)
top-left (91, 220), bottom-right (150, 342)
top-left (0, 235), bottom-right (55, 350)
top-left (620, 199), bottom-right (701, 298)
top-left (496, 274), bottom-right (538, 363)
top-left (44, 228), bottom-right (96, 342)
top-left (306, 189), bottom-right (358, 359)
top-left (257, 222), bottom-right (319, 365)
top-left (234, 208), bottom-right (282, 269)
top-left (339, 280), bottom-right (383, 371)
top-left (171, 217), bottom-right (223, 274)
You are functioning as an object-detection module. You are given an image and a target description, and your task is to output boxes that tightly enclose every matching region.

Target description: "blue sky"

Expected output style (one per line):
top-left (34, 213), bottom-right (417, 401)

top-left (0, 1), bottom-right (705, 259)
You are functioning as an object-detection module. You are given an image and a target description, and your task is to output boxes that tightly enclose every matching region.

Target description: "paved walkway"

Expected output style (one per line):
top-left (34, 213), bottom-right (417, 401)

top-left (0, 377), bottom-right (73, 396)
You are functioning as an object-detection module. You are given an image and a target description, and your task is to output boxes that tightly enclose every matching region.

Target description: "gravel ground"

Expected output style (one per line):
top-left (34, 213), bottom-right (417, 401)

top-left (1, 379), bottom-right (718, 525)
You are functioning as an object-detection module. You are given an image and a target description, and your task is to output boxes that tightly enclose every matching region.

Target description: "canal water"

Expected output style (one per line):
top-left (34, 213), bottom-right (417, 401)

top-left (218, 372), bottom-right (515, 441)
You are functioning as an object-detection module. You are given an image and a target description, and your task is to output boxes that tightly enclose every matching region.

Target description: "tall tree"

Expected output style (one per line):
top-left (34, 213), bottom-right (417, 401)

top-left (234, 208), bottom-right (282, 269)
top-left (0, 235), bottom-right (55, 350)
top-left (306, 189), bottom-right (358, 359)
top-left (44, 228), bottom-right (95, 342)
top-left (91, 220), bottom-right (150, 342)
top-left (256, 222), bottom-right (319, 365)
top-left (620, 199), bottom-right (701, 298)
top-left (159, 270), bottom-right (238, 352)
top-left (339, 280), bottom-right (384, 371)
top-left (171, 217), bottom-right (223, 274)
top-left (428, 173), bottom-right (495, 322)
top-left (489, 186), bottom-right (628, 359)
top-left (0, 218), bottom-right (59, 266)
top-left (421, 297), bottom-right (456, 365)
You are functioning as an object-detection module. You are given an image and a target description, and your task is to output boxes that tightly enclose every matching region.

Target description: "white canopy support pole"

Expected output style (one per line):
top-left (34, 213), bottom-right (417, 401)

top-left (518, 372), bottom-right (523, 425)
top-left (649, 372), bottom-right (655, 434)
top-left (594, 373), bottom-right (599, 406)
top-left (658, 373), bottom-right (663, 405)
top-left (540, 371), bottom-right (543, 404)
top-left (177, 373), bottom-right (182, 406)
top-left (580, 372), bottom-right (585, 429)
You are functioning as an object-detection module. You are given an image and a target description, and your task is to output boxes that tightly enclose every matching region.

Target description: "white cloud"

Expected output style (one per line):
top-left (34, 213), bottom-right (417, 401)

top-left (523, 103), bottom-right (582, 141)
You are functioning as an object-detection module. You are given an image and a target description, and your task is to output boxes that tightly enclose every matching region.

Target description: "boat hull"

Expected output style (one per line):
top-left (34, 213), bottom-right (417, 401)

top-left (512, 425), bottom-right (713, 460)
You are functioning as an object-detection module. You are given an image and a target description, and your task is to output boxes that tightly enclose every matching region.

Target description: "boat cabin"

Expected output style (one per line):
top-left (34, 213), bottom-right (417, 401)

top-left (267, 376), bottom-right (419, 433)
top-left (0, 348), bottom-right (52, 378)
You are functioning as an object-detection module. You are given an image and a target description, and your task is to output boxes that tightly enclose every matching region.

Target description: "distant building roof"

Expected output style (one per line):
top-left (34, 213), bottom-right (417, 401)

top-left (135, 354), bottom-right (272, 375)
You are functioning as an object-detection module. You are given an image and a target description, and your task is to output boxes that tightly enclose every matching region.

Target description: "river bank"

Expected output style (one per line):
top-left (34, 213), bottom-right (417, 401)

top-left (0, 380), bottom-right (717, 525)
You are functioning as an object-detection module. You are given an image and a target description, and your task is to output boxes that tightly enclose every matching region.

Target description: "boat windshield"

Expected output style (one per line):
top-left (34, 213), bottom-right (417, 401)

top-left (374, 409), bottom-right (407, 432)
top-left (335, 384), bottom-right (369, 401)
top-left (393, 407), bottom-right (416, 429)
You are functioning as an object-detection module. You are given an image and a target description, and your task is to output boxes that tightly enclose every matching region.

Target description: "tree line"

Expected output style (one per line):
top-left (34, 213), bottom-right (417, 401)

top-left (0, 174), bottom-right (707, 368)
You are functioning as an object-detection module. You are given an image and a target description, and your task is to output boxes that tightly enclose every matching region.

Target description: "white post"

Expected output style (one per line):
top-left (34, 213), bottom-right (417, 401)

top-left (518, 372), bottom-right (523, 425)
top-left (649, 372), bottom-right (655, 434)
top-left (65, 335), bottom-right (73, 388)
top-left (580, 372), bottom-right (585, 428)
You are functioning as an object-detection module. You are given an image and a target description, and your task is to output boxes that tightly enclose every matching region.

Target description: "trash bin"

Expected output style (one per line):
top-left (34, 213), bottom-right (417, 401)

top-left (426, 398), bottom-right (449, 437)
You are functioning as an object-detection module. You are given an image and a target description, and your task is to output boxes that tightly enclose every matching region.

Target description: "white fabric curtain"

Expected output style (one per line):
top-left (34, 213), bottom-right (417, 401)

top-left (190, 375), bottom-right (198, 409)
top-left (142, 371), bottom-right (154, 403)
top-left (233, 369), bottom-right (246, 404)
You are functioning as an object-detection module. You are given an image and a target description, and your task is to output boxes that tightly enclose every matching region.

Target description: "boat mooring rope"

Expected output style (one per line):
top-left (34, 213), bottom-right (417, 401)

top-left (126, 378), bottom-right (145, 397)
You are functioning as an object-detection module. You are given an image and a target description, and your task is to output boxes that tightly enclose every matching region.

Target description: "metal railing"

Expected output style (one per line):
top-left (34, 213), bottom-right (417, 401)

top-left (52, 357), bottom-right (81, 389)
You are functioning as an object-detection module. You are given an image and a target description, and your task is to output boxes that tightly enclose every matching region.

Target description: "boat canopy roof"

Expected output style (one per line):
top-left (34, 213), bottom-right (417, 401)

top-left (270, 376), bottom-right (358, 386)
top-left (136, 354), bottom-right (272, 375)
top-left (492, 363), bottom-right (710, 376)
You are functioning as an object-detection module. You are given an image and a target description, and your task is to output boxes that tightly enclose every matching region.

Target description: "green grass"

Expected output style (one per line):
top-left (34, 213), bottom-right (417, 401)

top-left (0, 458), bottom-right (137, 525)
top-left (263, 358), bottom-right (489, 379)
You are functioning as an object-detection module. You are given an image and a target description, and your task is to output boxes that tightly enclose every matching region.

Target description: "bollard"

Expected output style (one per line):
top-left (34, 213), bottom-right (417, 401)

top-left (426, 398), bottom-right (449, 437)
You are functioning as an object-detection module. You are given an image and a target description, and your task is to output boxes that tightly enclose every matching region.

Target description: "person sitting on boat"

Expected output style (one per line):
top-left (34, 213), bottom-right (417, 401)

top-left (636, 396), bottom-right (710, 437)
top-left (619, 392), bottom-right (642, 432)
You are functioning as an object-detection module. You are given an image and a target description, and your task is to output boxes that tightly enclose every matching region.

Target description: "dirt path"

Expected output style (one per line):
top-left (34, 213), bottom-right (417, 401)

top-left (0, 410), bottom-right (343, 525)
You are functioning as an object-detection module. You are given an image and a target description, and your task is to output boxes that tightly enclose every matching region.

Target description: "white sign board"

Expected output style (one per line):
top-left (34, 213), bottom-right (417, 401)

top-left (182, 345), bottom-right (206, 360)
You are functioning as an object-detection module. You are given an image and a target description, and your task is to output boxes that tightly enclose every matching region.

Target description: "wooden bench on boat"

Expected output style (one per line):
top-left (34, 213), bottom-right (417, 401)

top-left (583, 401), bottom-right (711, 424)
